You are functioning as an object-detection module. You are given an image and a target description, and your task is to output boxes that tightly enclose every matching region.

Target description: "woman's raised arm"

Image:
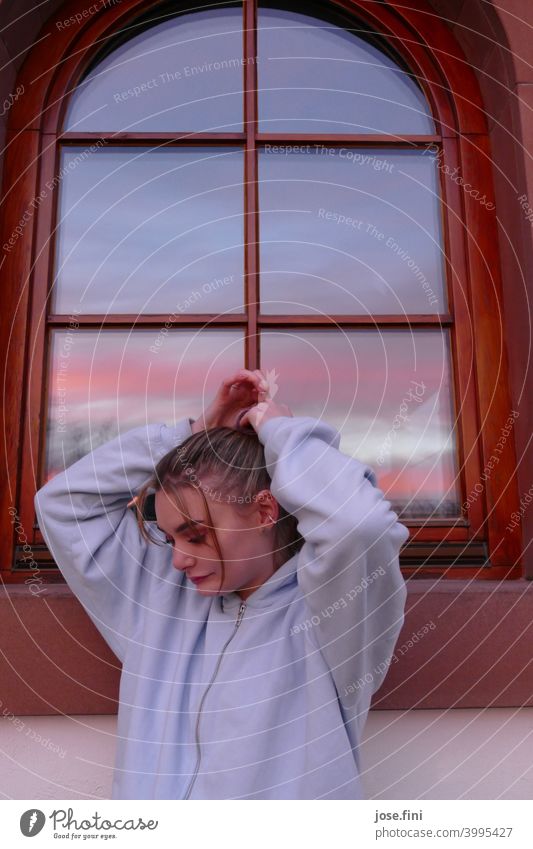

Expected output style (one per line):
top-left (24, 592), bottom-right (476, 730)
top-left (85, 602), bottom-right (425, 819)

top-left (34, 418), bottom-right (195, 663)
top-left (256, 413), bottom-right (409, 735)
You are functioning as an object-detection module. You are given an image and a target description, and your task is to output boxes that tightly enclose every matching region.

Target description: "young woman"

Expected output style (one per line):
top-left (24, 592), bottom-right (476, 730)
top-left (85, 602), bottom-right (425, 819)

top-left (34, 367), bottom-right (409, 800)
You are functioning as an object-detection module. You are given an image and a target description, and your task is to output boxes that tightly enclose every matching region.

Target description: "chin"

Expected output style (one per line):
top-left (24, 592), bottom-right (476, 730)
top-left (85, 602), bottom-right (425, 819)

top-left (192, 576), bottom-right (222, 594)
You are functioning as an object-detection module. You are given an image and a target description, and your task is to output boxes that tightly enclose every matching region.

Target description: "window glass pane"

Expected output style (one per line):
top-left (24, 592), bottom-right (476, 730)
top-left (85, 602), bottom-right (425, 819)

top-left (44, 329), bottom-right (243, 479)
top-left (257, 6), bottom-right (435, 134)
top-left (261, 328), bottom-right (461, 519)
top-left (259, 148), bottom-right (446, 314)
top-left (52, 147), bottom-right (244, 315)
top-left (64, 5), bottom-right (243, 132)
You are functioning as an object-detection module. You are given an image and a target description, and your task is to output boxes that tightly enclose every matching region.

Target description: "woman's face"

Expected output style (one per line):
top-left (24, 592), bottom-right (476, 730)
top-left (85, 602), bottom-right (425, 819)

top-left (154, 484), bottom-right (279, 600)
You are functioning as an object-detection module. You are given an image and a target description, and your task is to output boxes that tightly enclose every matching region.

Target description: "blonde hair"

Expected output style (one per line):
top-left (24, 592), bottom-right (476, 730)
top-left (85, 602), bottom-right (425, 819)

top-left (134, 425), bottom-right (304, 591)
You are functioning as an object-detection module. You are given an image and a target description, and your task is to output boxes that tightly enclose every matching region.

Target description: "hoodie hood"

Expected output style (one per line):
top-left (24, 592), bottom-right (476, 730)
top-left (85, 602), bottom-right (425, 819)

top-left (219, 549), bottom-right (299, 613)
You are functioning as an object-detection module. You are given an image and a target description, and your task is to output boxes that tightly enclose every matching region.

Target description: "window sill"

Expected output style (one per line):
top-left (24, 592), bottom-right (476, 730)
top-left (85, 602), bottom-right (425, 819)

top-left (1, 579), bottom-right (532, 715)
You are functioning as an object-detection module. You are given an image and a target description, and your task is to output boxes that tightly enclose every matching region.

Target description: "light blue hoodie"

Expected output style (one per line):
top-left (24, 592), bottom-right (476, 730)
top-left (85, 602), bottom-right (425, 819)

top-left (34, 413), bottom-right (409, 800)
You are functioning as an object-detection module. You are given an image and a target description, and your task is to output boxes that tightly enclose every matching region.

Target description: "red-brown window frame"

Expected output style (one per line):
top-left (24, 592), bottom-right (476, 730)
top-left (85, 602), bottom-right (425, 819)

top-left (0, 0), bottom-right (523, 585)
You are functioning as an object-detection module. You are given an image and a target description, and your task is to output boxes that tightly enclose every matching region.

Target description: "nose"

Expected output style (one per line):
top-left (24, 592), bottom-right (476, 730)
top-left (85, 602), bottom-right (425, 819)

top-left (171, 546), bottom-right (196, 572)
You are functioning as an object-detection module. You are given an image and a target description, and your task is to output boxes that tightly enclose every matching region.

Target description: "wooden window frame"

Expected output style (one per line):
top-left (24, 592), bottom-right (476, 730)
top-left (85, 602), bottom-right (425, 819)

top-left (0, 0), bottom-right (523, 589)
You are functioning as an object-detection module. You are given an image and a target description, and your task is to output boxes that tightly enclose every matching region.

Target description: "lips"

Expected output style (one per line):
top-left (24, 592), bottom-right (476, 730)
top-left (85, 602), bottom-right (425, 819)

top-left (188, 573), bottom-right (213, 583)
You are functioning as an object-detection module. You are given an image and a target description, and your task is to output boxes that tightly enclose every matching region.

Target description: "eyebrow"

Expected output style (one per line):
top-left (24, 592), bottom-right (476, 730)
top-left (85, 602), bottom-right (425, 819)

top-left (156, 520), bottom-right (204, 535)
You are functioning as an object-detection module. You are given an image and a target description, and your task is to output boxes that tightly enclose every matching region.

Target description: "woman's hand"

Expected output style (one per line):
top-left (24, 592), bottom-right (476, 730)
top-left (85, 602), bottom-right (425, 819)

top-left (191, 369), bottom-right (271, 433)
top-left (238, 398), bottom-right (293, 433)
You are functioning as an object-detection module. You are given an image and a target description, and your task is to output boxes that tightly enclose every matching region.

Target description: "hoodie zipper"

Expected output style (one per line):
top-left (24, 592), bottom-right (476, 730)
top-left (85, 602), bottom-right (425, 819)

top-left (182, 601), bottom-right (246, 800)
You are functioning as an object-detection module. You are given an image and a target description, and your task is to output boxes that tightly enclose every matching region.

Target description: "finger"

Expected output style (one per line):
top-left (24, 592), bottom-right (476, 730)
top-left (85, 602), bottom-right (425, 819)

top-left (238, 400), bottom-right (264, 427)
top-left (238, 369), bottom-right (266, 395)
top-left (233, 369), bottom-right (263, 389)
top-left (252, 369), bottom-right (269, 393)
top-left (238, 409), bottom-right (251, 428)
top-left (221, 369), bottom-right (250, 388)
top-left (219, 369), bottom-right (255, 396)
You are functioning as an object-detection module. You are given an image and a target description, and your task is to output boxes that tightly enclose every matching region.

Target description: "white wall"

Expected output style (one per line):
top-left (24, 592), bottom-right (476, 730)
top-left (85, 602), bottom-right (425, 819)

top-left (361, 708), bottom-right (533, 799)
top-left (1, 708), bottom-right (532, 799)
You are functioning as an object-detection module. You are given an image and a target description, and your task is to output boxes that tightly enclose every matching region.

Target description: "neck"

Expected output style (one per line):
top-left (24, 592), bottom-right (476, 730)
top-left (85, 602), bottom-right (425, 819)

top-left (236, 550), bottom-right (289, 601)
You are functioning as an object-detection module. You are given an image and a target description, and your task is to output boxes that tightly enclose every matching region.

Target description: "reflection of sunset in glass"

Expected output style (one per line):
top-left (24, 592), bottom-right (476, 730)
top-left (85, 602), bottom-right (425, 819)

top-left (45, 330), bottom-right (244, 479)
top-left (261, 329), bottom-right (460, 519)
top-left (46, 328), bottom-right (460, 519)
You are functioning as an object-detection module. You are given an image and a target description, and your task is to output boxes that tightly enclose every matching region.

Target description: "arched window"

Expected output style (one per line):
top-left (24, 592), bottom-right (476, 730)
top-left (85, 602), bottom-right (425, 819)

top-left (1, 0), bottom-right (522, 581)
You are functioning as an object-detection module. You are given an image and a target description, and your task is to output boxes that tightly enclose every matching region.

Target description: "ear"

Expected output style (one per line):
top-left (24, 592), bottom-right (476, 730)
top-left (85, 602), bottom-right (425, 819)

top-left (254, 489), bottom-right (279, 530)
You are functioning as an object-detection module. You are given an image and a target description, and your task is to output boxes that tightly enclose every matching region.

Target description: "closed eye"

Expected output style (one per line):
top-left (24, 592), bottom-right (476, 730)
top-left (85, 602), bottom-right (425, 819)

top-left (164, 534), bottom-right (206, 546)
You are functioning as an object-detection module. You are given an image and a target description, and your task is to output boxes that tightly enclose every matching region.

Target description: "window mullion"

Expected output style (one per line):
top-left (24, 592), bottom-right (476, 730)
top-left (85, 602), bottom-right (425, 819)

top-left (244, 0), bottom-right (259, 369)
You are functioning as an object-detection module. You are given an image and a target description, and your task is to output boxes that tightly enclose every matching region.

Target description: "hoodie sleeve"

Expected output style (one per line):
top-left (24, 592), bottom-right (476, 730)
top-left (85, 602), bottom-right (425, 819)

top-left (257, 414), bottom-right (409, 717)
top-left (33, 417), bottom-right (195, 663)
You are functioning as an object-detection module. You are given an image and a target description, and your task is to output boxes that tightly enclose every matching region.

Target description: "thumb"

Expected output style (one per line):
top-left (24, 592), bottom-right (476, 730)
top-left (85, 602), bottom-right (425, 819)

top-left (238, 401), bottom-right (268, 430)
